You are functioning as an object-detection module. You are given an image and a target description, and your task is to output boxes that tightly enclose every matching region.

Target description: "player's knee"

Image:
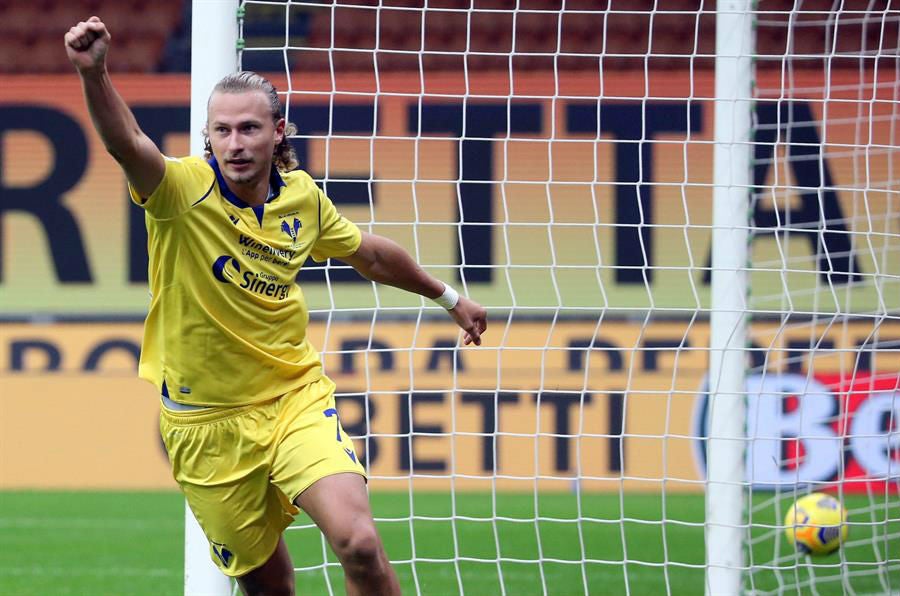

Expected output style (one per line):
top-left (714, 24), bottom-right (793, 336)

top-left (334, 526), bottom-right (382, 573)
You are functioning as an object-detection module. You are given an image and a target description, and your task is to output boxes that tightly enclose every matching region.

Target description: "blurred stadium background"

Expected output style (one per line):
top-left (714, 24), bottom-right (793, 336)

top-left (1, 0), bottom-right (892, 74)
top-left (1, 1), bottom-right (899, 595)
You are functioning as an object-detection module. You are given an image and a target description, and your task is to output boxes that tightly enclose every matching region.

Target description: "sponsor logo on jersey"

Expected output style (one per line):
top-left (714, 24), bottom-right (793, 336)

top-left (211, 254), bottom-right (293, 300)
top-left (211, 255), bottom-right (241, 282)
top-left (237, 234), bottom-right (296, 260)
top-left (239, 271), bottom-right (292, 300)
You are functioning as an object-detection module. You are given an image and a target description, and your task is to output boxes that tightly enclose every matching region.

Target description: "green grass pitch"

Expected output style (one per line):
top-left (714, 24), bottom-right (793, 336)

top-left (0, 491), bottom-right (896, 595)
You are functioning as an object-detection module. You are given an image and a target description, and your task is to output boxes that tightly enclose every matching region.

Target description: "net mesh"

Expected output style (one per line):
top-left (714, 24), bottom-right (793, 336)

top-left (744, 4), bottom-right (900, 594)
top-left (232, 1), bottom-right (899, 594)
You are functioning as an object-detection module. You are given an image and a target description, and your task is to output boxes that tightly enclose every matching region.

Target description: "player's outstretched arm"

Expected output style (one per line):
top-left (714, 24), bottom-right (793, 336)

top-left (341, 232), bottom-right (488, 345)
top-left (65, 16), bottom-right (164, 197)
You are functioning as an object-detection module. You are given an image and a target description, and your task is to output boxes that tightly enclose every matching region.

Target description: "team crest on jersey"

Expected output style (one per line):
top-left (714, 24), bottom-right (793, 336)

top-left (281, 217), bottom-right (302, 248)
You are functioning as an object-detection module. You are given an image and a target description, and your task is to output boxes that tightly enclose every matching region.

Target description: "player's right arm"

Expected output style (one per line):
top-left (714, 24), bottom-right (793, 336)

top-left (65, 17), bottom-right (164, 198)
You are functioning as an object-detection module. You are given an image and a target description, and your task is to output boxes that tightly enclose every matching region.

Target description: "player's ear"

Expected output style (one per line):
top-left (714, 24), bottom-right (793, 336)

top-left (202, 126), bottom-right (212, 156)
top-left (274, 118), bottom-right (286, 144)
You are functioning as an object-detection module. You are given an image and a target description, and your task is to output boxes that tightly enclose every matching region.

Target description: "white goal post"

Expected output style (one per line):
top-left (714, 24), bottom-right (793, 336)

top-left (706, 2), bottom-right (753, 594)
top-left (185, 1), bottom-right (238, 595)
top-left (183, 2), bottom-right (900, 595)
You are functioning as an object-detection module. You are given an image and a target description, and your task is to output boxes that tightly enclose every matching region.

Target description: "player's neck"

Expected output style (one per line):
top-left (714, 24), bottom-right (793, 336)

top-left (223, 176), bottom-right (269, 207)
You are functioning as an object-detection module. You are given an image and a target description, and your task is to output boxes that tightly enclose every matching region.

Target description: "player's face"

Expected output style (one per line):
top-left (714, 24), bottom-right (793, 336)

top-left (207, 90), bottom-right (285, 187)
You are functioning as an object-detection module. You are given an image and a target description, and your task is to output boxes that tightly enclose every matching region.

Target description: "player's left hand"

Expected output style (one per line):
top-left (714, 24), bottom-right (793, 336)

top-left (448, 296), bottom-right (487, 346)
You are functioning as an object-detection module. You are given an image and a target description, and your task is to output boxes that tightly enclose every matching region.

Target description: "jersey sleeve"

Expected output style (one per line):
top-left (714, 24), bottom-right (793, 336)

top-left (309, 189), bottom-right (362, 262)
top-left (128, 156), bottom-right (215, 220)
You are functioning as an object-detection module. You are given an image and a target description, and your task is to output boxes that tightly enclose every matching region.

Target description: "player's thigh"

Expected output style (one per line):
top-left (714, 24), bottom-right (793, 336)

top-left (161, 406), bottom-right (296, 577)
top-left (236, 537), bottom-right (295, 595)
top-left (294, 472), bottom-right (380, 553)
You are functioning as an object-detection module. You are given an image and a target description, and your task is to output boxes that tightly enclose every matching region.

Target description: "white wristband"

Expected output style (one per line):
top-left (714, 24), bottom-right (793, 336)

top-left (433, 282), bottom-right (460, 310)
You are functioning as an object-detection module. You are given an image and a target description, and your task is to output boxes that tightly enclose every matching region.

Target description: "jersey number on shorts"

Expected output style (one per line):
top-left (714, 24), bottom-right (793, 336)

top-left (324, 408), bottom-right (358, 464)
top-left (323, 408), bottom-right (342, 442)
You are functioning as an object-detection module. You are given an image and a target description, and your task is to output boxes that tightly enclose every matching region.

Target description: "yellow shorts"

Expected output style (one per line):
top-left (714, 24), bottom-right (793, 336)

top-left (159, 376), bottom-right (366, 577)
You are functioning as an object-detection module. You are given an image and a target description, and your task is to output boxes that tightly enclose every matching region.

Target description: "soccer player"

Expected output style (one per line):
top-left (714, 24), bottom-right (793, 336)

top-left (65, 16), bottom-right (487, 596)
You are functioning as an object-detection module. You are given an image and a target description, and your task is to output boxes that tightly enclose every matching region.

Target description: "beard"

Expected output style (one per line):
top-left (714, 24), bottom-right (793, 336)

top-left (224, 161), bottom-right (260, 185)
top-left (227, 171), bottom-right (256, 184)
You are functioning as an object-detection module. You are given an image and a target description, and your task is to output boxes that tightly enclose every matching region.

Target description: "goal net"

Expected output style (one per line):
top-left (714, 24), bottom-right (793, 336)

top-left (188, 1), bottom-right (899, 594)
top-left (741, 3), bottom-right (899, 594)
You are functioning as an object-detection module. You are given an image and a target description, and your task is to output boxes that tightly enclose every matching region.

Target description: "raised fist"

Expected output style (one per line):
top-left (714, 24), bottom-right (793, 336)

top-left (64, 16), bottom-right (111, 73)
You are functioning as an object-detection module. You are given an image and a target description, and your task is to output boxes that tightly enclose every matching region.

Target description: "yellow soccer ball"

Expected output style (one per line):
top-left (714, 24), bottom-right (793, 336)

top-left (784, 492), bottom-right (848, 556)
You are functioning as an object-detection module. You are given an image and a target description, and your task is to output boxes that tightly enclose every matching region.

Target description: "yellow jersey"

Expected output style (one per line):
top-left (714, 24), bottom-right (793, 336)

top-left (129, 155), bottom-right (361, 406)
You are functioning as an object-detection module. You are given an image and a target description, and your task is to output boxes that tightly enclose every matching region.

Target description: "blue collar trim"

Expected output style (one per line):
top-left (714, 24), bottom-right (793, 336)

top-left (208, 156), bottom-right (286, 209)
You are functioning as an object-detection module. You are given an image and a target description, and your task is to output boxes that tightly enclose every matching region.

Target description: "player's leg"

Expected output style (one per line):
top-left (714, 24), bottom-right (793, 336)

top-left (269, 377), bottom-right (399, 595)
top-left (235, 537), bottom-right (294, 596)
top-left (295, 473), bottom-right (400, 596)
top-left (160, 401), bottom-right (300, 595)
